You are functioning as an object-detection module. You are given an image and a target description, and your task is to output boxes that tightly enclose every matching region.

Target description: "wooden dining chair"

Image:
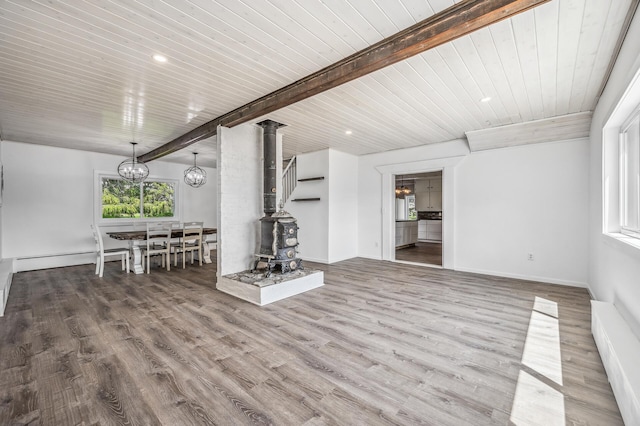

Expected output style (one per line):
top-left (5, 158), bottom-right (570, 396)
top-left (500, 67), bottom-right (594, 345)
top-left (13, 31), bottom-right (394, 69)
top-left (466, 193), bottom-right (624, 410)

top-left (142, 222), bottom-right (173, 273)
top-left (173, 221), bottom-right (203, 269)
top-left (91, 224), bottom-right (130, 278)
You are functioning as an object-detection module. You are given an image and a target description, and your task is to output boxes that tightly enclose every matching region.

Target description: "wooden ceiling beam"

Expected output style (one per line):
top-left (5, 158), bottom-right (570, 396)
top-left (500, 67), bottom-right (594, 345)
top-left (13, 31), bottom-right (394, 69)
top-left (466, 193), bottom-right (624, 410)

top-left (138, 0), bottom-right (549, 163)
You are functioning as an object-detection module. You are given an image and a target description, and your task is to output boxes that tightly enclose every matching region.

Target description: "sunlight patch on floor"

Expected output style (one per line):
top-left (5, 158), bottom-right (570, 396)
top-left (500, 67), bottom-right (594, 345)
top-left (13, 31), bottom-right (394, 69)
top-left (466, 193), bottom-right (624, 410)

top-left (521, 299), bottom-right (562, 386)
top-left (510, 370), bottom-right (565, 426)
top-left (510, 297), bottom-right (565, 425)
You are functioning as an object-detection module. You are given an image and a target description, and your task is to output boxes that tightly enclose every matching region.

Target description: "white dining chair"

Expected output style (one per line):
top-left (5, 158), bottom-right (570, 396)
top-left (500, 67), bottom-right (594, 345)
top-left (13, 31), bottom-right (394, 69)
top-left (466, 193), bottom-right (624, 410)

top-left (91, 224), bottom-right (130, 278)
top-left (142, 222), bottom-right (173, 273)
top-left (173, 221), bottom-right (203, 269)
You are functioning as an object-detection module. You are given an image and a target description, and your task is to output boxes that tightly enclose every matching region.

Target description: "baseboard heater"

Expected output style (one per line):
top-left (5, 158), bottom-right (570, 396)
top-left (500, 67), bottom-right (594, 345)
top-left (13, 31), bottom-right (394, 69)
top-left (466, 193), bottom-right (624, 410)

top-left (15, 251), bottom-right (95, 272)
top-left (16, 250), bottom-right (94, 260)
top-left (591, 301), bottom-right (640, 424)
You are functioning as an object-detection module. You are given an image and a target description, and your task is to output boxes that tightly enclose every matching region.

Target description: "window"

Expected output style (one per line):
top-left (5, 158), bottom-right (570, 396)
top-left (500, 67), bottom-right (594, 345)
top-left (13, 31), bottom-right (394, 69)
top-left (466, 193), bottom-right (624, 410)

top-left (603, 67), bottom-right (640, 250)
top-left (620, 109), bottom-right (640, 238)
top-left (99, 176), bottom-right (178, 221)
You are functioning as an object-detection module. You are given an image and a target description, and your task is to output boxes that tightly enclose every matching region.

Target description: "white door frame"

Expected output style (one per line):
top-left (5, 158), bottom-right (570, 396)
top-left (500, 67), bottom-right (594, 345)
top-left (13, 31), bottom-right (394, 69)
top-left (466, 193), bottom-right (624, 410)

top-left (376, 156), bottom-right (465, 270)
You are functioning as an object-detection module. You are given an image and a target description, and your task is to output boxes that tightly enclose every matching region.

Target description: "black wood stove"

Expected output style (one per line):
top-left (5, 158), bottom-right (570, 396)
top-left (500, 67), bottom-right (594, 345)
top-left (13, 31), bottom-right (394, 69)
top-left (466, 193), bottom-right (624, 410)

top-left (253, 207), bottom-right (303, 277)
top-left (251, 120), bottom-right (303, 277)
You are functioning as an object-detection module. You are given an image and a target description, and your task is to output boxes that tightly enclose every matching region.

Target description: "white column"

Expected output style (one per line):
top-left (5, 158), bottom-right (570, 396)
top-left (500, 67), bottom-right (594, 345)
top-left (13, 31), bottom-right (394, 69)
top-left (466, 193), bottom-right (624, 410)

top-left (216, 124), bottom-right (263, 276)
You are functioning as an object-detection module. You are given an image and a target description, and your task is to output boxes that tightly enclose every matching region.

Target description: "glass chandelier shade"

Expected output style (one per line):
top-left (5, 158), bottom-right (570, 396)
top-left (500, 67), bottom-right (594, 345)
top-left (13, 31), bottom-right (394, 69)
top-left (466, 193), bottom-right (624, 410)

top-left (184, 152), bottom-right (207, 188)
top-left (118, 142), bottom-right (149, 183)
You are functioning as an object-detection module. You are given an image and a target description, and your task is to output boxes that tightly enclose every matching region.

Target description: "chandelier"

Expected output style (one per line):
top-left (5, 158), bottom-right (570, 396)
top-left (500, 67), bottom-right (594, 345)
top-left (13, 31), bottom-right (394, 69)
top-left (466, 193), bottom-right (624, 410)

top-left (184, 152), bottom-right (207, 188)
top-left (395, 175), bottom-right (411, 195)
top-left (118, 142), bottom-right (149, 183)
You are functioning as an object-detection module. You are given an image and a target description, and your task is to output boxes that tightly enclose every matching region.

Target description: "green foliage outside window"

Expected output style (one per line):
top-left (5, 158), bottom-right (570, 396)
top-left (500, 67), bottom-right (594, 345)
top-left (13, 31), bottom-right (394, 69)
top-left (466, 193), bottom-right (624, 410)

top-left (143, 181), bottom-right (175, 217)
top-left (102, 178), bottom-right (175, 219)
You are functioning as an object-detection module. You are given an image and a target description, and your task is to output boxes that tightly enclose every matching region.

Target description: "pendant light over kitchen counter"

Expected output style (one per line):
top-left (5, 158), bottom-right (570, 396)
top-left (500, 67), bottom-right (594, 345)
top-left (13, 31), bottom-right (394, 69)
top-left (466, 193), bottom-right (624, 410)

top-left (395, 175), bottom-right (411, 195)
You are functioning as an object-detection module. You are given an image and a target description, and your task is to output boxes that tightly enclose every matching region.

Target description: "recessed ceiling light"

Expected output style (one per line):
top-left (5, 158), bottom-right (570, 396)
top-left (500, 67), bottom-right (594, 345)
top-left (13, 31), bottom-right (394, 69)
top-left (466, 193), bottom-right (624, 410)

top-left (153, 54), bottom-right (168, 63)
top-left (480, 96), bottom-right (492, 103)
top-left (345, 130), bottom-right (352, 135)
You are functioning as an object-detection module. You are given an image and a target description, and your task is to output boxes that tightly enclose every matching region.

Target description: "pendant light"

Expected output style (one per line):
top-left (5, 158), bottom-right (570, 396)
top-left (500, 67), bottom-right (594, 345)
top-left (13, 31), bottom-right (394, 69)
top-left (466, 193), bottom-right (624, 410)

top-left (395, 175), bottom-right (411, 195)
top-left (395, 175), bottom-right (403, 195)
top-left (118, 142), bottom-right (149, 183)
top-left (184, 152), bottom-right (207, 188)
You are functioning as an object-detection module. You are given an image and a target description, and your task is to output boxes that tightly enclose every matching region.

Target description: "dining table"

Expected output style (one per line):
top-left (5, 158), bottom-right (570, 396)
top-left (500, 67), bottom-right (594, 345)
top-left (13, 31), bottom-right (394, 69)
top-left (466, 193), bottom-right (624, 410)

top-left (107, 227), bottom-right (217, 274)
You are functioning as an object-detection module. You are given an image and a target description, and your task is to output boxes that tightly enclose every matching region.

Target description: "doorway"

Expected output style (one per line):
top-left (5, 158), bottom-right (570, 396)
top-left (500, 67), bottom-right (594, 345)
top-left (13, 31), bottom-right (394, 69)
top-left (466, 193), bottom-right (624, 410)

top-left (394, 171), bottom-right (443, 267)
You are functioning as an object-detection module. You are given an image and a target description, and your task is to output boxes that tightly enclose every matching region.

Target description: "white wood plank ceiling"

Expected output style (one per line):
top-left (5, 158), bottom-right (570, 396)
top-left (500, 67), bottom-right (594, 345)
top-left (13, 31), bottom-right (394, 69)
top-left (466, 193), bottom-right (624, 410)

top-left (0, 0), bottom-right (632, 167)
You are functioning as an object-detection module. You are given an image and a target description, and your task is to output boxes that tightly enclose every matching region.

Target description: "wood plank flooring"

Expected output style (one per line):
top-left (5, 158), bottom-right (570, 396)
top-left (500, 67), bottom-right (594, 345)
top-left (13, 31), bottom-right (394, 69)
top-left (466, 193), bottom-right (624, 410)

top-left (0, 255), bottom-right (622, 425)
top-left (396, 242), bottom-right (443, 266)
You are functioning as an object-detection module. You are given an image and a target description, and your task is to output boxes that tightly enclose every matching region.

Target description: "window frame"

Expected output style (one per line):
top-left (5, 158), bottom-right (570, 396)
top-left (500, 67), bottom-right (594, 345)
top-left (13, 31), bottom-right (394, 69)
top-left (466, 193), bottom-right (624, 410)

top-left (95, 171), bottom-right (180, 225)
top-left (619, 108), bottom-right (640, 239)
top-left (602, 66), bottom-right (640, 253)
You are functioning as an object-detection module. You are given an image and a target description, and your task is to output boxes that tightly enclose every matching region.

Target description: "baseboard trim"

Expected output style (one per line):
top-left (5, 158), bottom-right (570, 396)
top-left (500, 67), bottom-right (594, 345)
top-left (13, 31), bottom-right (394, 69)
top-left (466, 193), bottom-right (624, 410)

top-left (327, 255), bottom-right (360, 264)
top-left (300, 256), bottom-right (329, 264)
top-left (357, 254), bottom-right (383, 261)
top-left (453, 266), bottom-right (587, 288)
top-left (0, 258), bottom-right (15, 317)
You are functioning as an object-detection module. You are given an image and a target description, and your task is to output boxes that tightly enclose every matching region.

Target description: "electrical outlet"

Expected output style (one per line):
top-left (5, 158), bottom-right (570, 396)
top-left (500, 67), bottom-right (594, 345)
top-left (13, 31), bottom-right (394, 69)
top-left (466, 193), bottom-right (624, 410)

top-left (528, 253), bottom-right (534, 261)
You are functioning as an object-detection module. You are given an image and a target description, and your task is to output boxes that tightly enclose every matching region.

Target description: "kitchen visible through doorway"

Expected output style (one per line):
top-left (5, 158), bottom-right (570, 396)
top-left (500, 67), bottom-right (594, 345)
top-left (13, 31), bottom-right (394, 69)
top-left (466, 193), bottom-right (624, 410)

top-left (394, 171), bottom-right (443, 266)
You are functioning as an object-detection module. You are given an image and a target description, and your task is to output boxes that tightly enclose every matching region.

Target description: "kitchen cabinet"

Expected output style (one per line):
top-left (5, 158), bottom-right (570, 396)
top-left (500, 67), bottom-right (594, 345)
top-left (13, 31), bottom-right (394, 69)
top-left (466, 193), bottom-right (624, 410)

top-left (426, 220), bottom-right (442, 242)
top-left (395, 221), bottom-right (418, 248)
top-left (415, 178), bottom-right (442, 211)
top-left (418, 219), bottom-right (442, 242)
top-left (418, 220), bottom-right (427, 240)
top-left (428, 189), bottom-right (442, 211)
top-left (426, 178), bottom-right (442, 191)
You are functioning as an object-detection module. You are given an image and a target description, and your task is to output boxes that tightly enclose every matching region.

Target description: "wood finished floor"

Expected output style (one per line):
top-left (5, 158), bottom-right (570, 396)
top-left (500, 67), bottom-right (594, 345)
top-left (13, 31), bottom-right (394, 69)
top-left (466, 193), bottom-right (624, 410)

top-left (0, 255), bottom-right (622, 425)
top-left (395, 242), bottom-right (443, 266)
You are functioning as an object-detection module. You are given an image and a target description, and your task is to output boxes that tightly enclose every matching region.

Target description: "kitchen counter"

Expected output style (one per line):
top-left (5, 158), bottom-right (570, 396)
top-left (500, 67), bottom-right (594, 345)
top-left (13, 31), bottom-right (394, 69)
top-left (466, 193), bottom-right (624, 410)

top-left (396, 220), bottom-right (418, 247)
top-left (396, 219), bottom-right (418, 222)
top-left (418, 219), bottom-right (442, 242)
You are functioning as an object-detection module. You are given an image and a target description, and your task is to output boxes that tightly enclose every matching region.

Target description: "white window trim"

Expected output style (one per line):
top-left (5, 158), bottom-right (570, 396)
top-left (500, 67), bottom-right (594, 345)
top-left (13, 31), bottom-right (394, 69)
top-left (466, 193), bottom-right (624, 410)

top-left (619, 108), bottom-right (640, 238)
top-left (94, 170), bottom-right (180, 225)
top-left (603, 67), bottom-right (640, 251)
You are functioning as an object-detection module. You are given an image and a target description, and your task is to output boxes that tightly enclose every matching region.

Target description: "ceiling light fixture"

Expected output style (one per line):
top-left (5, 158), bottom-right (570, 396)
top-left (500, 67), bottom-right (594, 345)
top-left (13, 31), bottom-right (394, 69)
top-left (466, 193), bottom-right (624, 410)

top-left (152, 54), bottom-right (168, 63)
top-left (345, 130), bottom-right (353, 135)
top-left (184, 152), bottom-right (207, 188)
top-left (118, 142), bottom-right (149, 183)
top-left (480, 96), bottom-right (492, 103)
top-left (395, 175), bottom-right (411, 195)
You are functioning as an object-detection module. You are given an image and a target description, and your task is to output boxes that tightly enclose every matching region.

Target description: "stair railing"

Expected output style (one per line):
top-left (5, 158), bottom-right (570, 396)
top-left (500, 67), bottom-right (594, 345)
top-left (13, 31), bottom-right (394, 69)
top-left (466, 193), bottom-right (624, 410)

top-left (282, 156), bottom-right (297, 204)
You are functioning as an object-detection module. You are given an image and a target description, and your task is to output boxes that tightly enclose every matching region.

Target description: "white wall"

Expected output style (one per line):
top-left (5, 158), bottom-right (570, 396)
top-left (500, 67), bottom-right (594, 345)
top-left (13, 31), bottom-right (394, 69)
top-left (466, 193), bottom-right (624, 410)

top-left (357, 138), bottom-right (589, 286)
top-left (1, 141), bottom-right (216, 270)
top-left (328, 149), bottom-right (358, 263)
top-left (285, 149), bottom-right (359, 264)
top-left (217, 124), bottom-right (263, 276)
top-left (588, 11), bottom-right (640, 336)
top-left (455, 138), bottom-right (589, 286)
top-left (286, 149), bottom-right (330, 263)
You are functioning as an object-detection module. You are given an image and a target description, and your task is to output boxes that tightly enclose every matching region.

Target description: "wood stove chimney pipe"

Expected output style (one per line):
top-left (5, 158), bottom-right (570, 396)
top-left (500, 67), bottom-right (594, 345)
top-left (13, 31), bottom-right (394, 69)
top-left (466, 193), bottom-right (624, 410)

top-left (257, 120), bottom-right (284, 215)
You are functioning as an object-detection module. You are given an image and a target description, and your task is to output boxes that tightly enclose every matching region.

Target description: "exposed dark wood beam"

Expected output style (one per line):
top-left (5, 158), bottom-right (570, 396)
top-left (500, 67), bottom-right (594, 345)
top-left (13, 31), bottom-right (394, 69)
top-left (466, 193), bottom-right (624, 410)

top-left (138, 0), bottom-right (549, 163)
